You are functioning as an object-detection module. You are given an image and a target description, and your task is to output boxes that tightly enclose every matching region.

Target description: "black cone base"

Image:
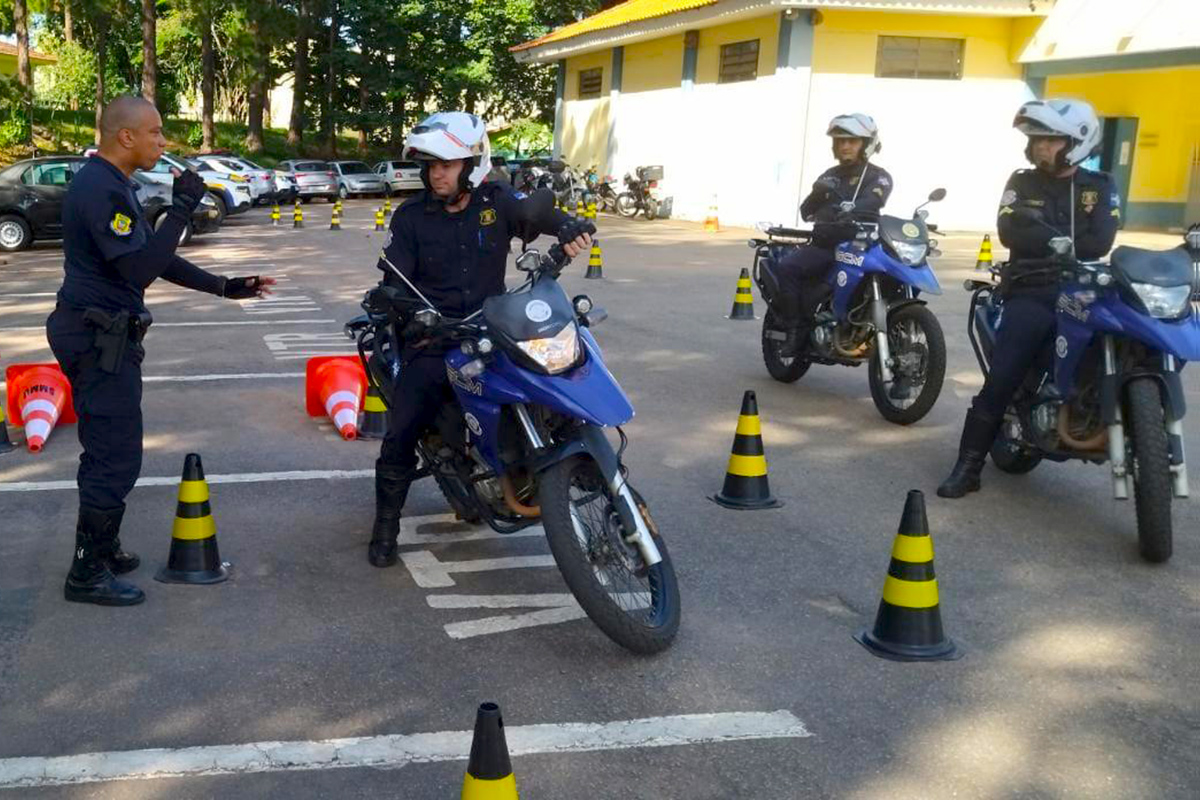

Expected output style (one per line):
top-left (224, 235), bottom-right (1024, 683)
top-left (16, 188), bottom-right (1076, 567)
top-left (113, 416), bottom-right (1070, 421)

top-left (854, 602), bottom-right (962, 662)
top-left (854, 627), bottom-right (961, 662)
top-left (585, 266), bottom-right (603, 279)
top-left (155, 537), bottom-right (229, 585)
top-left (466, 702), bottom-right (513, 780)
top-left (711, 491), bottom-right (783, 510)
top-left (727, 305), bottom-right (756, 320)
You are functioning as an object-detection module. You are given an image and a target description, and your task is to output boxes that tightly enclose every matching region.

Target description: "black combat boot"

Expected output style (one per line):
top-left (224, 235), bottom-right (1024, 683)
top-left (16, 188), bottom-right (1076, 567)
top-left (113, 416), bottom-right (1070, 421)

top-left (369, 460), bottom-right (414, 568)
top-left (99, 505), bottom-right (140, 574)
top-left (937, 410), bottom-right (1001, 499)
top-left (64, 506), bottom-right (145, 606)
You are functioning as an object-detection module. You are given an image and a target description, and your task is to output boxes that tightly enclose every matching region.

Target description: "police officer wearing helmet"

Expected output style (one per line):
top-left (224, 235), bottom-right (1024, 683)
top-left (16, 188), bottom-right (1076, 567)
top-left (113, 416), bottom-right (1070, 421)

top-left (367, 112), bottom-right (592, 567)
top-left (47, 95), bottom-right (275, 606)
top-left (937, 98), bottom-right (1119, 498)
top-left (773, 113), bottom-right (892, 355)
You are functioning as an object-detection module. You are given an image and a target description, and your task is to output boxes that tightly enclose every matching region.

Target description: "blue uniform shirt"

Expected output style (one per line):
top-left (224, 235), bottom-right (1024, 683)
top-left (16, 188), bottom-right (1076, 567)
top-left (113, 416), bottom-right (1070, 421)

top-left (57, 155), bottom-right (152, 314)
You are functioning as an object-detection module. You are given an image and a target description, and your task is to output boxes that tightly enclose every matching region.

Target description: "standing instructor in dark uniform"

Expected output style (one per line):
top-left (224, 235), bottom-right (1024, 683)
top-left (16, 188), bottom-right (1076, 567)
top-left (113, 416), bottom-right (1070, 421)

top-left (49, 95), bottom-right (275, 606)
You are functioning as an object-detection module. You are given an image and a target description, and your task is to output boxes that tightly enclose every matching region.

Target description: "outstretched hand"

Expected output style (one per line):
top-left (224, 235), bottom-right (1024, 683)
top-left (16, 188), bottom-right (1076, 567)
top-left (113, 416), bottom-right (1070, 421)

top-left (223, 276), bottom-right (277, 300)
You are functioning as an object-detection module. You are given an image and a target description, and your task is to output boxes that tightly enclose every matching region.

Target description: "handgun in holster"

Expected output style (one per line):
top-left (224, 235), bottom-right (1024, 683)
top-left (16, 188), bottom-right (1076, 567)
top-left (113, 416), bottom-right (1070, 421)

top-left (82, 308), bottom-right (153, 374)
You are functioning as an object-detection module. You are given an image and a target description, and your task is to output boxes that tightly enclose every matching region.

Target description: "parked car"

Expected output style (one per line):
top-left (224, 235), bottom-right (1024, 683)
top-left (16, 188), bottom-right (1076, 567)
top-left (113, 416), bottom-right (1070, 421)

top-left (271, 170), bottom-right (299, 204)
top-left (330, 160), bottom-right (386, 199)
top-left (0, 156), bottom-right (86, 251)
top-left (277, 160), bottom-right (339, 203)
top-left (193, 154), bottom-right (276, 205)
top-left (132, 172), bottom-right (221, 247)
top-left (138, 153), bottom-right (253, 221)
top-left (373, 160), bottom-right (423, 195)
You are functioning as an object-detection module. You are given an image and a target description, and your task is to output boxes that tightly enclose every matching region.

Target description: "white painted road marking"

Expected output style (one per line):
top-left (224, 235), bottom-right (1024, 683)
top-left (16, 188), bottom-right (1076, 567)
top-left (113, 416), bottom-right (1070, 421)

top-left (0, 710), bottom-right (811, 789)
top-left (397, 513), bottom-right (543, 546)
top-left (142, 372), bottom-right (305, 383)
top-left (400, 550), bottom-right (557, 589)
top-left (0, 319), bottom-right (336, 332)
top-left (429, 593), bottom-right (585, 638)
top-left (0, 469), bottom-right (374, 493)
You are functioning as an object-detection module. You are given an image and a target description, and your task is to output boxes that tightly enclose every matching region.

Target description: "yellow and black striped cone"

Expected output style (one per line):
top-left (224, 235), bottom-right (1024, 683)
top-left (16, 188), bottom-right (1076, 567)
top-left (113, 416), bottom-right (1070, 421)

top-left (975, 233), bottom-right (993, 270)
top-left (334, 199), bottom-right (343, 216)
top-left (374, 209), bottom-right (385, 231)
top-left (854, 490), bottom-right (961, 661)
top-left (383, 197), bottom-right (392, 215)
top-left (292, 204), bottom-right (304, 229)
top-left (330, 208), bottom-right (341, 230)
top-left (0, 400), bottom-right (16, 455)
top-left (461, 702), bottom-right (518, 800)
top-left (712, 390), bottom-right (782, 510)
top-left (155, 453), bottom-right (229, 585)
top-left (575, 199), bottom-right (585, 217)
top-left (586, 200), bottom-right (597, 221)
top-left (356, 383), bottom-right (389, 440)
top-left (585, 240), bottom-right (604, 280)
top-left (726, 267), bottom-right (756, 320)
top-left (270, 204), bottom-right (280, 226)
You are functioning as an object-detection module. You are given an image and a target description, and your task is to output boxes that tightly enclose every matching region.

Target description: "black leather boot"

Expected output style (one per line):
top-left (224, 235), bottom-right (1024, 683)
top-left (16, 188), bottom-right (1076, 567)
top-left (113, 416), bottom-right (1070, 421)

top-left (97, 505), bottom-right (140, 574)
top-left (64, 506), bottom-right (145, 606)
top-left (937, 410), bottom-right (1001, 499)
top-left (370, 460), bottom-right (413, 568)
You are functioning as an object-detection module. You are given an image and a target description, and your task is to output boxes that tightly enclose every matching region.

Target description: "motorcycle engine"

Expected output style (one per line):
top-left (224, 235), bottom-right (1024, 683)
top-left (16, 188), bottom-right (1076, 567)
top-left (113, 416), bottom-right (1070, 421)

top-left (1030, 401), bottom-right (1062, 451)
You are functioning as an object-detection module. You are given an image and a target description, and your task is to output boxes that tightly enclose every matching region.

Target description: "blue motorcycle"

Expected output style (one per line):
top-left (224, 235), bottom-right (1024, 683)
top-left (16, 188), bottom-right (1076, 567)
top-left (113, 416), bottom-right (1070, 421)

top-left (346, 233), bottom-right (680, 654)
top-left (965, 222), bottom-right (1200, 562)
top-left (753, 189), bottom-right (949, 424)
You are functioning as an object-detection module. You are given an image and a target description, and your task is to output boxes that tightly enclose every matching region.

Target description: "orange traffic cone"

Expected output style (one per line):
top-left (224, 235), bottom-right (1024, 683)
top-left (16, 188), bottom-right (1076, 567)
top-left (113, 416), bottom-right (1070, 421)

top-left (5, 363), bottom-right (76, 453)
top-left (305, 356), bottom-right (366, 440)
top-left (704, 195), bottom-right (720, 233)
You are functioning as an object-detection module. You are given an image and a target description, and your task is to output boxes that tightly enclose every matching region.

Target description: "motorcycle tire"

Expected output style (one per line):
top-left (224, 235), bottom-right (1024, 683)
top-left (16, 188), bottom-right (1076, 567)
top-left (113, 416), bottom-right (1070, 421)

top-left (430, 466), bottom-right (483, 525)
top-left (868, 303), bottom-right (946, 426)
top-left (761, 308), bottom-right (810, 383)
top-left (1126, 377), bottom-right (1172, 563)
top-left (539, 455), bottom-right (680, 654)
top-left (644, 200), bottom-right (659, 221)
top-left (615, 193), bottom-right (640, 218)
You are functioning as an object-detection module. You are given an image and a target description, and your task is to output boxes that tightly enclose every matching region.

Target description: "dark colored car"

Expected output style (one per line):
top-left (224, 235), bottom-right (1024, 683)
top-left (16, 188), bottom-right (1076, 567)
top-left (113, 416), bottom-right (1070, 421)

top-left (0, 156), bottom-right (84, 252)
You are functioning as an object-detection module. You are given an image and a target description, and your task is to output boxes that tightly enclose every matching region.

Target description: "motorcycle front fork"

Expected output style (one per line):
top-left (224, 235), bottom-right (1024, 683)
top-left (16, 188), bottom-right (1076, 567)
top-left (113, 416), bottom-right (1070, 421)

top-left (871, 277), bottom-right (893, 383)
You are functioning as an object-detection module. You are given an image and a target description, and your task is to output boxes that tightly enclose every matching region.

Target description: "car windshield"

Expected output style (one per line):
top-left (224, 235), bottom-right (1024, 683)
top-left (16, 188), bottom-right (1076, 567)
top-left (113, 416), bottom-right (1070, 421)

top-left (294, 161), bottom-right (329, 172)
top-left (392, 161), bottom-right (417, 170)
top-left (339, 162), bottom-right (372, 175)
top-left (216, 159), bottom-right (246, 172)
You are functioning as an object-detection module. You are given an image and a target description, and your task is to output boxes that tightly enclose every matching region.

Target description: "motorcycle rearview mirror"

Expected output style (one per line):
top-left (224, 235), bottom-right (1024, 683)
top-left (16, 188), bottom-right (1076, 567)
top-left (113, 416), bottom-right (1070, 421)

top-left (928, 187), bottom-right (947, 202)
top-left (516, 249), bottom-right (541, 272)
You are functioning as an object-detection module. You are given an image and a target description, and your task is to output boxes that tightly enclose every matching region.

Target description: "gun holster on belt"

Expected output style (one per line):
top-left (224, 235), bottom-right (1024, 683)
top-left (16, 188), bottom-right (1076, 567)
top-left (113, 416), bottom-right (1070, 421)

top-left (82, 308), bottom-right (153, 374)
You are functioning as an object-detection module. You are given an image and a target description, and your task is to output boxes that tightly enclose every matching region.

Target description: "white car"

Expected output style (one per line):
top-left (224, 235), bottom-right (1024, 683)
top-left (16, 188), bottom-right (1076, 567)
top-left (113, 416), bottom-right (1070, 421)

top-left (373, 160), bottom-right (423, 195)
top-left (193, 155), bottom-right (275, 205)
top-left (137, 153), bottom-right (253, 220)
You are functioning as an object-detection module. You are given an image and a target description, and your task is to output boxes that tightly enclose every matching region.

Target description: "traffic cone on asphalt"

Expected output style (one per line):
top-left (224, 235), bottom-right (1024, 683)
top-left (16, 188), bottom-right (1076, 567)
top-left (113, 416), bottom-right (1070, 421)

top-left (155, 453), bottom-right (229, 585)
top-left (854, 490), bottom-right (962, 662)
top-left (712, 390), bottom-right (782, 510)
top-left (305, 356), bottom-right (366, 441)
top-left (461, 702), bottom-right (518, 800)
top-left (5, 363), bottom-right (76, 453)
top-left (575, 199), bottom-right (585, 217)
top-left (293, 203), bottom-right (304, 229)
top-left (704, 195), bottom-right (720, 233)
top-left (585, 240), bottom-right (604, 279)
top-left (270, 204), bottom-right (281, 226)
top-left (374, 208), bottom-right (385, 231)
top-left (334, 199), bottom-right (343, 216)
top-left (586, 200), bottom-right (597, 221)
top-left (357, 383), bottom-right (389, 440)
top-left (726, 268), bottom-right (756, 320)
top-left (975, 234), bottom-right (993, 270)
top-left (0, 399), bottom-right (16, 455)
top-left (330, 208), bottom-right (342, 230)
top-left (383, 197), bottom-right (392, 216)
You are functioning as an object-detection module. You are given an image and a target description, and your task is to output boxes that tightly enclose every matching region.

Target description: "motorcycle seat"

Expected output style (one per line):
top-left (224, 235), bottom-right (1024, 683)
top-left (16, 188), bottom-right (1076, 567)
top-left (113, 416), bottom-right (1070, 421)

top-left (1110, 246), bottom-right (1193, 287)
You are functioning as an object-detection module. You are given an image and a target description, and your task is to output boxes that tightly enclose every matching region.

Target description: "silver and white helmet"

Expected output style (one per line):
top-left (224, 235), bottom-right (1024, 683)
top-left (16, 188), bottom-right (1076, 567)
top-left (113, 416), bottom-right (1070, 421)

top-left (403, 111), bottom-right (492, 191)
top-left (1013, 99), bottom-right (1101, 167)
top-left (827, 113), bottom-right (880, 157)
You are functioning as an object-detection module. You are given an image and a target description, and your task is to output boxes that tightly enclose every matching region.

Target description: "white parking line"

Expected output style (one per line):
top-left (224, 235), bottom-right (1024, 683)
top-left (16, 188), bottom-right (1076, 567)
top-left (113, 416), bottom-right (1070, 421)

top-left (142, 372), bottom-right (304, 383)
top-left (399, 550), bottom-right (557, 589)
top-left (0, 710), bottom-right (811, 789)
top-left (0, 469), bottom-right (373, 493)
top-left (0, 319), bottom-right (336, 332)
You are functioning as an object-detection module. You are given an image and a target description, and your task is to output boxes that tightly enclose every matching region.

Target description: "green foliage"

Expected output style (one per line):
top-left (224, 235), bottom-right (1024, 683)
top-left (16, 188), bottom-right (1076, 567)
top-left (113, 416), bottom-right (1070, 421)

top-left (491, 118), bottom-right (552, 157)
top-left (39, 37), bottom-right (95, 109)
top-left (0, 74), bottom-right (31, 146)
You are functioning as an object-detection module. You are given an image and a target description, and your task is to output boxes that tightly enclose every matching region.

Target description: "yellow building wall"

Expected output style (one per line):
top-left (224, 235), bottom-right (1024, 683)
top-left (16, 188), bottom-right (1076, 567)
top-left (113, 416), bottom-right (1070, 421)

top-left (694, 14), bottom-right (779, 84)
top-left (0, 55), bottom-right (16, 76)
top-left (564, 50), bottom-right (612, 102)
top-left (813, 10), bottom-right (1023, 79)
top-left (1047, 67), bottom-right (1199, 206)
top-left (623, 36), bottom-right (685, 94)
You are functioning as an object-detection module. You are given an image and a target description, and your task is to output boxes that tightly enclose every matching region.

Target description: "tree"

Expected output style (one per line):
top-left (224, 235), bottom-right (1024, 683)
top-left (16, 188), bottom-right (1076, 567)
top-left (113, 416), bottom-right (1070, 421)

top-left (199, 4), bottom-right (214, 149)
top-left (287, 0), bottom-right (309, 148)
top-left (141, 0), bottom-right (156, 106)
top-left (14, 0), bottom-right (31, 94)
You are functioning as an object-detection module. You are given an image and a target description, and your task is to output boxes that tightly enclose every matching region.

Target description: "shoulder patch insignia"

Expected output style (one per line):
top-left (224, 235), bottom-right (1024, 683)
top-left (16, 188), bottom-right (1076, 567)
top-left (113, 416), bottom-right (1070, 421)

top-left (479, 208), bottom-right (497, 227)
top-left (110, 213), bottom-right (133, 237)
top-left (1000, 189), bottom-right (1017, 206)
top-left (1080, 189), bottom-right (1099, 213)
top-left (877, 175), bottom-right (890, 187)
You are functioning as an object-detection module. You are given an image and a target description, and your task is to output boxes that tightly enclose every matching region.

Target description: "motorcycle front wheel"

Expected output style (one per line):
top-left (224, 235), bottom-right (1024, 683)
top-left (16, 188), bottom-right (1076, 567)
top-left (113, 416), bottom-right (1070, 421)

top-left (1126, 377), bottom-right (1172, 563)
top-left (539, 456), bottom-right (680, 654)
top-left (615, 193), bottom-right (640, 218)
top-left (868, 304), bottom-right (946, 425)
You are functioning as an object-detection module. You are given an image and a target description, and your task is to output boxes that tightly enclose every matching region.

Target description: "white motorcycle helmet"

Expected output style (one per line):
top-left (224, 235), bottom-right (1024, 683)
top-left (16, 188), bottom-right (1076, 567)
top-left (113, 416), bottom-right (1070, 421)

top-left (403, 111), bottom-right (492, 198)
top-left (1013, 99), bottom-right (1101, 169)
top-left (827, 113), bottom-right (881, 159)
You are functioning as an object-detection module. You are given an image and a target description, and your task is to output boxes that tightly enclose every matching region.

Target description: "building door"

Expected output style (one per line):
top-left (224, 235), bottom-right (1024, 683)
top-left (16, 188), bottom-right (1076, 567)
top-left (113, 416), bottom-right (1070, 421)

top-left (1099, 117), bottom-right (1138, 226)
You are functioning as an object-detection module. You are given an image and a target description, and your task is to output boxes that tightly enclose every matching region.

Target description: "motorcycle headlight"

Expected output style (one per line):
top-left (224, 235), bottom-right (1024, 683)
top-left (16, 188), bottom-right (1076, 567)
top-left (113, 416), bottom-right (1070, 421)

top-left (890, 239), bottom-right (928, 266)
top-left (1130, 282), bottom-right (1191, 319)
top-left (515, 324), bottom-right (580, 374)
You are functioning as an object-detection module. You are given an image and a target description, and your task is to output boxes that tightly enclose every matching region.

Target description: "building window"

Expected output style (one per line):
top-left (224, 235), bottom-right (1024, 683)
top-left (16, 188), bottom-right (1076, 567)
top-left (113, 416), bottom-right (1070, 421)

top-left (719, 40), bottom-right (759, 84)
top-left (876, 36), bottom-right (964, 80)
top-left (578, 68), bottom-right (603, 99)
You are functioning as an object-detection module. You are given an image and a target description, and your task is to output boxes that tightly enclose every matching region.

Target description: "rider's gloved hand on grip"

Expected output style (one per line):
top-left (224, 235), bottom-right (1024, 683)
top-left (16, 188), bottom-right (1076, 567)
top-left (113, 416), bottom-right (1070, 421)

top-left (170, 169), bottom-right (208, 218)
top-left (557, 218), bottom-right (595, 245)
top-left (222, 275), bottom-right (274, 299)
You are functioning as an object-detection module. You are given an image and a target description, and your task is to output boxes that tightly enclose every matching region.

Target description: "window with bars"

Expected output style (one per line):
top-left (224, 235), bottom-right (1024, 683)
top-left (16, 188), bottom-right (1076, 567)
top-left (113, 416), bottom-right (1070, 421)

top-left (578, 68), bottom-right (603, 99)
top-left (876, 36), bottom-right (965, 80)
top-left (719, 40), bottom-right (759, 84)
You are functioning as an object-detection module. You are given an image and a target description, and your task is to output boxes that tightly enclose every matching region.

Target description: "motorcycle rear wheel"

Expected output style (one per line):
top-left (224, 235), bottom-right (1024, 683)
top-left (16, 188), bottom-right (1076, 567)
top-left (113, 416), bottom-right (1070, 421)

top-left (615, 193), bottom-right (639, 218)
top-left (539, 456), bottom-right (680, 654)
top-left (644, 199), bottom-right (659, 221)
top-left (761, 308), bottom-right (810, 383)
top-left (1127, 377), bottom-right (1172, 563)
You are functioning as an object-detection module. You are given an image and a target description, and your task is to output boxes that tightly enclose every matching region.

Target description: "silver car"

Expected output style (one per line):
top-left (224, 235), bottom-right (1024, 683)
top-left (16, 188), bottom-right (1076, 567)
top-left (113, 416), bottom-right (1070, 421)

top-left (278, 160), bottom-right (339, 203)
top-left (373, 160), bottom-right (423, 195)
top-left (331, 161), bottom-right (386, 199)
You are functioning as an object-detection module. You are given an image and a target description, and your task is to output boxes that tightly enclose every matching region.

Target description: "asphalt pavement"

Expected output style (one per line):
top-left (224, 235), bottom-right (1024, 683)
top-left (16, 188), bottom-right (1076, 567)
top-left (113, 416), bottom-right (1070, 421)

top-left (0, 200), bottom-right (1197, 799)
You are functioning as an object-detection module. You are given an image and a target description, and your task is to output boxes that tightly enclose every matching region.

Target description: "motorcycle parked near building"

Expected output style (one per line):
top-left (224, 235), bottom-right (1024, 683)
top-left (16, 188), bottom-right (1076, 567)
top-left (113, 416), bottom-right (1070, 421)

top-left (753, 189), bottom-right (949, 424)
top-left (616, 166), bottom-right (663, 220)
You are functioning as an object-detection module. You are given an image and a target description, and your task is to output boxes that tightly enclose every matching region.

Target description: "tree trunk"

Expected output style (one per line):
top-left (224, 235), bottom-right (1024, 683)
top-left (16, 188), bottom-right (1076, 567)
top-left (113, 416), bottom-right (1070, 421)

top-left (286, 0), bottom-right (309, 149)
top-left (390, 93), bottom-right (403, 148)
top-left (244, 2), bottom-right (266, 153)
top-left (93, 22), bottom-right (109, 145)
top-left (14, 0), bottom-right (31, 92)
top-left (63, 0), bottom-right (73, 42)
top-left (357, 75), bottom-right (368, 155)
top-left (141, 0), bottom-right (157, 106)
top-left (323, 0), bottom-right (338, 155)
top-left (201, 17), bottom-right (215, 150)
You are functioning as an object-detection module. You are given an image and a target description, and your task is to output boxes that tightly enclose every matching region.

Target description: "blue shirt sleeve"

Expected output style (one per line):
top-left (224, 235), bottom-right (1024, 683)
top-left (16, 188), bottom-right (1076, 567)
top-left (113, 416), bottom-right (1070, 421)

top-left (86, 187), bottom-right (147, 264)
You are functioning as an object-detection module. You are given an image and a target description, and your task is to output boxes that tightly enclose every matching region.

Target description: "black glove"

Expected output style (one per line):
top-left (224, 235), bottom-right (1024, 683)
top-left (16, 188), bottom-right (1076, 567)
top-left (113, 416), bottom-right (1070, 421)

top-left (557, 218), bottom-right (595, 245)
top-left (813, 176), bottom-right (839, 194)
top-left (222, 276), bottom-right (264, 299)
top-left (170, 169), bottom-right (208, 218)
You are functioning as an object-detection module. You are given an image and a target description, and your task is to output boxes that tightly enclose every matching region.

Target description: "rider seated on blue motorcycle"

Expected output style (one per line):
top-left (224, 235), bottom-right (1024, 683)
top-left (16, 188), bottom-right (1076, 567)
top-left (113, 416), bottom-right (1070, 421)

top-left (937, 98), bottom-right (1119, 498)
top-left (774, 113), bottom-right (893, 356)
top-left (367, 111), bottom-right (593, 567)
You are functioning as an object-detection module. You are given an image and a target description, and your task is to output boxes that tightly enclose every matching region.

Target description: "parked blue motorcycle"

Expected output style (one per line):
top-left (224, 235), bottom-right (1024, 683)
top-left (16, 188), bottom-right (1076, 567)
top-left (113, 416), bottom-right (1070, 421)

top-left (965, 219), bottom-right (1200, 562)
top-left (753, 189), bottom-right (949, 424)
top-left (346, 224), bottom-right (680, 654)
